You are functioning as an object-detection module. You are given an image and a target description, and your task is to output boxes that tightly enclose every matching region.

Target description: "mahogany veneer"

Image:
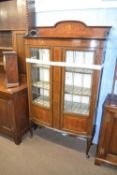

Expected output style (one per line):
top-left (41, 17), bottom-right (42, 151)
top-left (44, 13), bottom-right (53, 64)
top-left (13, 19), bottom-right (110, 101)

top-left (26, 21), bottom-right (111, 156)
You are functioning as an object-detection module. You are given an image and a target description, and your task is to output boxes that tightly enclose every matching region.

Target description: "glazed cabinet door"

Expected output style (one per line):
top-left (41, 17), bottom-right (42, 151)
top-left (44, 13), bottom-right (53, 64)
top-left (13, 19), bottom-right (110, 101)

top-left (60, 48), bottom-right (101, 136)
top-left (27, 47), bottom-right (53, 127)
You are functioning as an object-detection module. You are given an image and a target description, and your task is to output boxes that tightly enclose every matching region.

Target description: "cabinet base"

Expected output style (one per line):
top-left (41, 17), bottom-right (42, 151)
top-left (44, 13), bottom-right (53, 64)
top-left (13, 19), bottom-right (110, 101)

top-left (31, 121), bottom-right (93, 157)
top-left (95, 155), bottom-right (117, 167)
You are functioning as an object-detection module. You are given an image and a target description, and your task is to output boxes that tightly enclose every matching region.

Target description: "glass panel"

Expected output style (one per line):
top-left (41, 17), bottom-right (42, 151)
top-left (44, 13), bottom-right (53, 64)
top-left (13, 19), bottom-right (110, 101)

top-left (32, 87), bottom-right (50, 108)
top-left (30, 48), bottom-right (50, 108)
top-left (64, 50), bottom-right (95, 115)
top-left (30, 48), bottom-right (49, 61)
top-left (64, 94), bottom-right (90, 115)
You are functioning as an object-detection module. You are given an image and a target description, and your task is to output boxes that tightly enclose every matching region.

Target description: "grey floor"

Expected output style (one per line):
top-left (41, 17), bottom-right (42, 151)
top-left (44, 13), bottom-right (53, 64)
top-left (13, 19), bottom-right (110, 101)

top-left (0, 127), bottom-right (117, 175)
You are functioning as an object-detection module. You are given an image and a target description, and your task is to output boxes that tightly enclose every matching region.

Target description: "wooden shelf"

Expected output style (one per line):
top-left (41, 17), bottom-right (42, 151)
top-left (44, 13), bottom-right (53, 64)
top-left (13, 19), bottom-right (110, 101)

top-left (32, 63), bottom-right (50, 69)
top-left (0, 47), bottom-right (12, 50)
top-left (33, 96), bottom-right (50, 108)
top-left (32, 81), bottom-right (50, 90)
top-left (64, 101), bottom-right (89, 115)
top-left (65, 67), bottom-right (93, 74)
top-left (65, 85), bottom-right (91, 96)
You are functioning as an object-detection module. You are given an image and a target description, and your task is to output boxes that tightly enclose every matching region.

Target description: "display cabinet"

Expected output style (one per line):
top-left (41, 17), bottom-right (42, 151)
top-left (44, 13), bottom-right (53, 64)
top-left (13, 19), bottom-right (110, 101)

top-left (25, 21), bottom-right (111, 156)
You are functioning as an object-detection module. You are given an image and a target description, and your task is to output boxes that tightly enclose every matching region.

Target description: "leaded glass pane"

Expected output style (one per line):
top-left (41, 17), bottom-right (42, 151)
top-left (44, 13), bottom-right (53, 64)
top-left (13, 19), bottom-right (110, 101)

top-left (64, 50), bottom-right (95, 115)
top-left (30, 48), bottom-right (50, 108)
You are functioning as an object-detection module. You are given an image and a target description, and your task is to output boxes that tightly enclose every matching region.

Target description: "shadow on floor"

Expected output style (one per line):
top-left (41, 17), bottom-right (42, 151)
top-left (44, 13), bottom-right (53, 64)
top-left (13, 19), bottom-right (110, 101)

top-left (33, 126), bottom-right (97, 157)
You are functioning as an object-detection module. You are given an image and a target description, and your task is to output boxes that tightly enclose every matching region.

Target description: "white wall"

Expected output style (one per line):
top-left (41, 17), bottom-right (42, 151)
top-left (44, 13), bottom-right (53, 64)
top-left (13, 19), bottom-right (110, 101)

top-left (35, 0), bottom-right (117, 144)
top-left (35, 0), bottom-right (117, 12)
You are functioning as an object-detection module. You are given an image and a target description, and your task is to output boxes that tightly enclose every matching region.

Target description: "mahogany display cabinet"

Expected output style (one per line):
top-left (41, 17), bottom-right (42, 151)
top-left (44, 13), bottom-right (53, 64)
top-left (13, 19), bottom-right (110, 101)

top-left (25, 21), bottom-right (111, 156)
top-left (95, 94), bottom-right (117, 166)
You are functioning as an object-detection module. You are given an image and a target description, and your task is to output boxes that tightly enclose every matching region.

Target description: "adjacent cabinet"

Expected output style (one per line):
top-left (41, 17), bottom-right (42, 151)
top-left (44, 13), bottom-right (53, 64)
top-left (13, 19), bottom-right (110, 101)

top-left (0, 74), bottom-right (29, 144)
top-left (0, 0), bottom-right (35, 143)
top-left (95, 94), bottom-right (117, 166)
top-left (25, 21), bottom-right (110, 155)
